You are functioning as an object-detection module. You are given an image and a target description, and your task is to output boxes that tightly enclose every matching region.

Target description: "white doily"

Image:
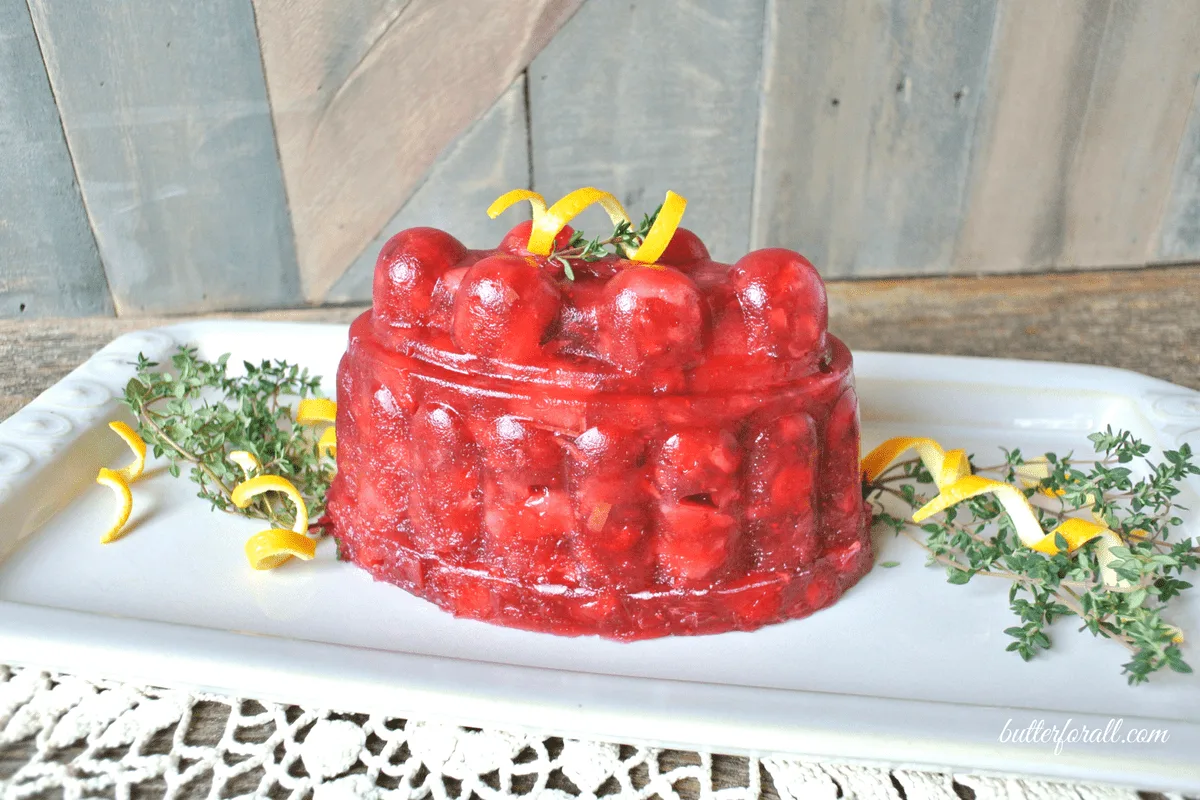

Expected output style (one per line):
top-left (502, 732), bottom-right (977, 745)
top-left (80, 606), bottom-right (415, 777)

top-left (0, 664), bottom-right (1174, 800)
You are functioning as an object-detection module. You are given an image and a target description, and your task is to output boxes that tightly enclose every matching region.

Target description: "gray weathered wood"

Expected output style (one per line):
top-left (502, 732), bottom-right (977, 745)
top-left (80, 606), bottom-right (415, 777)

top-left (25, 0), bottom-right (301, 316)
top-left (529, 0), bottom-right (766, 264)
top-left (1158, 73), bottom-right (1200, 263)
top-left (326, 75), bottom-right (531, 304)
top-left (956, 0), bottom-right (1200, 273)
top-left (1056, 0), bottom-right (1200, 269)
top-left (753, 0), bottom-right (999, 278)
top-left (954, 0), bottom-right (1112, 274)
top-left (0, 0), bottom-right (110, 319)
top-left (252, 0), bottom-right (582, 302)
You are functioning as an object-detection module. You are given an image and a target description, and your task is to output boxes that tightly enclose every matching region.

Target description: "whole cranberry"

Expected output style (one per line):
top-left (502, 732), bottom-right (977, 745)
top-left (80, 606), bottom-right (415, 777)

top-left (653, 427), bottom-right (742, 509)
top-left (497, 220), bottom-right (576, 256)
top-left (655, 503), bottom-right (737, 585)
top-left (655, 227), bottom-right (709, 270)
top-left (596, 266), bottom-right (707, 371)
top-left (475, 414), bottom-right (564, 495)
top-left (570, 424), bottom-right (645, 475)
top-left (373, 228), bottom-right (468, 327)
top-left (729, 249), bottom-right (826, 358)
top-left (426, 266), bottom-right (470, 331)
top-left (451, 254), bottom-right (562, 362)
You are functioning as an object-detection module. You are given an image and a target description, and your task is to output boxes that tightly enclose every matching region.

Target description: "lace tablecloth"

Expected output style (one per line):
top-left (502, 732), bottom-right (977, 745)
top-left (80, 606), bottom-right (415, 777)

top-left (1, 665), bottom-right (1180, 800)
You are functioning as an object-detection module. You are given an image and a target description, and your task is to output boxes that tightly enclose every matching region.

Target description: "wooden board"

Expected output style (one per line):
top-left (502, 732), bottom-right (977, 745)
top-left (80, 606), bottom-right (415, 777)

top-left (1158, 73), bottom-right (1200, 263)
top-left (4, 265), bottom-right (1198, 423)
top-left (954, 0), bottom-right (1112, 274)
top-left (0, 0), bottom-right (110, 319)
top-left (24, 0), bottom-right (300, 316)
top-left (529, 0), bottom-right (766, 264)
top-left (826, 265), bottom-right (1200, 391)
top-left (327, 76), bottom-right (531, 304)
top-left (753, 0), bottom-right (999, 278)
top-left (252, 0), bottom-right (582, 303)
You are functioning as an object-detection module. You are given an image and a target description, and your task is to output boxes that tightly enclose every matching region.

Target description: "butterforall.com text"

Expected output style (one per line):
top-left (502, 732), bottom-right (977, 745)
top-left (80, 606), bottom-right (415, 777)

top-left (999, 718), bottom-right (1170, 755)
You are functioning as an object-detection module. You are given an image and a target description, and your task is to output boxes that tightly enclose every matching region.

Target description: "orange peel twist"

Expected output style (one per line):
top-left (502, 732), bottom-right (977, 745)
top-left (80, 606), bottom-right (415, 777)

top-left (318, 427), bottom-right (337, 458)
top-left (488, 186), bottom-right (690, 264)
top-left (527, 188), bottom-right (630, 256)
top-left (96, 421), bottom-right (148, 543)
top-left (96, 467), bottom-right (133, 544)
top-left (244, 528), bottom-right (317, 570)
top-left (232, 475), bottom-right (314, 570)
top-left (107, 420), bottom-right (147, 483)
top-left (296, 398), bottom-right (337, 461)
top-left (861, 436), bottom-right (970, 490)
top-left (231, 475), bottom-right (309, 535)
top-left (863, 436), bottom-right (1130, 589)
top-left (487, 189), bottom-right (547, 223)
top-left (630, 190), bottom-right (688, 264)
top-left (296, 398), bottom-right (337, 426)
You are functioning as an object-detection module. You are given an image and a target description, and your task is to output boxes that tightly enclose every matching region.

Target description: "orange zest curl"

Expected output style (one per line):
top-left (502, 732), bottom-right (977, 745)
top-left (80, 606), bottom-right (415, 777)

top-left (630, 190), bottom-right (688, 264)
top-left (527, 188), bottom-right (630, 256)
top-left (863, 436), bottom-right (1130, 589)
top-left (107, 420), bottom-right (147, 483)
top-left (245, 528), bottom-right (317, 570)
top-left (487, 189), bottom-right (547, 222)
top-left (296, 398), bottom-right (337, 426)
top-left (96, 468), bottom-right (133, 544)
top-left (488, 186), bottom-right (691, 264)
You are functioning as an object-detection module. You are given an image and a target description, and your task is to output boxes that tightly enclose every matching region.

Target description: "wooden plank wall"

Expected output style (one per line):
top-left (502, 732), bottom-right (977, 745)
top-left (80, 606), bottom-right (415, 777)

top-left (252, 0), bottom-right (583, 302)
top-left (2, 0), bottom-right (1198, 316)
top-left (1048, 1), bottom-right (1200, 270)
top-left (754, 0), bottom-right (1000, 277)
top-left (958, 0), bottom-right (1200, 273)
top-left (327, 75), bottom-right (531, 303)
top-left (24, 0), bottom-right (301, 315)
top-left (530, 0), bottom-right (767, 264)
top-left (1157, 34), bottom-right (1200, 263)
top-left (0, 0), bottom-right (110, 319)
top-left (953, 1), bottom-right (1111, 275)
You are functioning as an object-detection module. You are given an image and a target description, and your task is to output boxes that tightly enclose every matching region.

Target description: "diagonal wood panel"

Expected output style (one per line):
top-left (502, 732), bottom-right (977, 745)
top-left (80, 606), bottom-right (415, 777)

top-left (253, 0), bottom-right (582, 303)
top-left (326, 75), bottom-right (530, 304)
top-left (0, 0), bottom-right (110, 319)
top-left (26, 0), bottom-right (301, 316)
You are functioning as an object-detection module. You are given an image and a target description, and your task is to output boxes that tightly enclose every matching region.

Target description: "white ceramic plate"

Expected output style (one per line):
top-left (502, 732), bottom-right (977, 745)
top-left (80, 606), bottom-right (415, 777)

top-left (1, 322), bottom-right (1198, 791)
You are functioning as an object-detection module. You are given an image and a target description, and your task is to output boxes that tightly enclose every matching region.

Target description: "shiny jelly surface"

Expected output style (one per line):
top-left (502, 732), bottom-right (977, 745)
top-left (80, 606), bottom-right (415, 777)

top-left (326, 224), bottom-right (872, 639)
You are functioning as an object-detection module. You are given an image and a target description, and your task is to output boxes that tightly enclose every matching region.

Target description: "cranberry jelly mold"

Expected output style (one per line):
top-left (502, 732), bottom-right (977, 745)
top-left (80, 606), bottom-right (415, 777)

top-left (325, 224), bottom-right (873, 639)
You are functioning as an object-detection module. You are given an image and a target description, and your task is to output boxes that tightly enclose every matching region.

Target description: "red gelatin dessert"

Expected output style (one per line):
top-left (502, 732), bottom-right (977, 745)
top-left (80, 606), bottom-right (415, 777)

top-left (326, 190), bottom-right (872, 639)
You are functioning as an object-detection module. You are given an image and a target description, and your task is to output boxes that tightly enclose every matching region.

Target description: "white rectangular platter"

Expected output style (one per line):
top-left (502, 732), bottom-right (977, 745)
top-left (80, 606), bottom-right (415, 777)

top-left (1, 321), bottom-right (1199, 791)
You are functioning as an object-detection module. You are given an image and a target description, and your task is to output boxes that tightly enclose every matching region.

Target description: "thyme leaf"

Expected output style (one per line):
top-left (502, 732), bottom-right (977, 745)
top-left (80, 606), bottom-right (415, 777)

top-left (547, 203), bottom-right (663, 279)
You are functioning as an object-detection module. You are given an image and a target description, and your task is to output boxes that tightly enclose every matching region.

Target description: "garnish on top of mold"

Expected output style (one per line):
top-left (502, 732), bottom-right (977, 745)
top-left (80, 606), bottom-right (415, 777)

top-left (488, 187), bottom-right (687, 279)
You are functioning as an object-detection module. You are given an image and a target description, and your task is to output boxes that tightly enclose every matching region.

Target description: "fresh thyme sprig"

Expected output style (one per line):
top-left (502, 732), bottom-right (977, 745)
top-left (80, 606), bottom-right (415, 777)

top-left (122, 347), bottom-right (335, 531)
top-left (866, 428), bottom-right (1200, 685)
top-left (548, 204), bottom-right (662, 280)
